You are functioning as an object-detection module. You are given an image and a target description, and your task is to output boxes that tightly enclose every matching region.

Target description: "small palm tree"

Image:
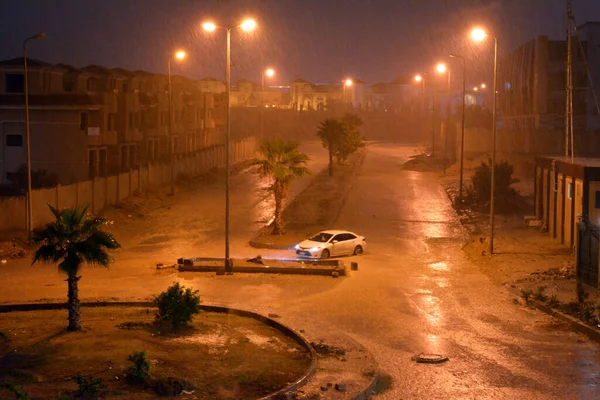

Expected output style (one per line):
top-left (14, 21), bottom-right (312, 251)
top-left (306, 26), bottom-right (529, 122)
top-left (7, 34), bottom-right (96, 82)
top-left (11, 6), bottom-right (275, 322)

top-left (252, 139), bottom-right (310, 235)
top-left (316, 118), bottom-right (346, 176)
top-left (32, 205), bottom-right (120, 331)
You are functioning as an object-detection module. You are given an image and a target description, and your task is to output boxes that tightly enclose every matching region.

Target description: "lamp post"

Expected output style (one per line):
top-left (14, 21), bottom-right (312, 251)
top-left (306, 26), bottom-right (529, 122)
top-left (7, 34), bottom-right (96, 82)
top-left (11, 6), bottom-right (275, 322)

top-left (203, 19), bottom-right (257, 274)
top-left (436, 63), bottom-right (451, 165)
top-left (449, 54), bottom-right (466, 204)
top-left (342, 78), bottom-right (353, 111)
top-left (471, 27), bottom-right (499, 254)
top-left (23, 32), bottom-right (46, 241)
top-left (260, 68), bottom-right (274, 141)
top-left (415, 73), bottom-right (435, 155)
top-left (168, 50), bottom-right (186, 197)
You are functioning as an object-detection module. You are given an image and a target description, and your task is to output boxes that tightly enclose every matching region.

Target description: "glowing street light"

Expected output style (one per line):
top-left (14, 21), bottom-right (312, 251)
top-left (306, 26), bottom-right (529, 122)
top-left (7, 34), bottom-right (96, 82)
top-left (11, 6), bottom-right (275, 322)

top-left (473, 86), bottom-right (479, 91)
top-left (436, 63), bottom-right (447, 73)
top-left (436, 62), bottom-right (451, 164)
top-left (481, 83), bottom-right (486, 89)
top-left (167, 49), bottom-right (186, 196)
top-left (260, 68), bottom-right (275, 139)
top-left (414, 75), bottom-right (423, 83)
top-left (344, 78), bottom-right (353, 86)
top-left (203, 18), bottom-right (258, 274)
top-left (471, 26), bottom-right (499, 254)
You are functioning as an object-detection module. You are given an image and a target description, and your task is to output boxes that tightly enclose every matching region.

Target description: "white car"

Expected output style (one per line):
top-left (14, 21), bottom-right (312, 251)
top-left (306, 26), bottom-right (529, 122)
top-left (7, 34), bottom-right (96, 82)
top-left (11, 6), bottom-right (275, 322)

top-left (295, 230), bottom-right (367, 259)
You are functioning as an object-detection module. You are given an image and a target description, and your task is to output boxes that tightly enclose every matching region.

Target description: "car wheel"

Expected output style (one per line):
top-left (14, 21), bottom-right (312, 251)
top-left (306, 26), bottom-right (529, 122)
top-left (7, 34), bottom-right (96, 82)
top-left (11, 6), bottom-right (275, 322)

top-left (321, 249), bottom-right (330, 259)
top-left (353, 245), bottom-right (363, 255)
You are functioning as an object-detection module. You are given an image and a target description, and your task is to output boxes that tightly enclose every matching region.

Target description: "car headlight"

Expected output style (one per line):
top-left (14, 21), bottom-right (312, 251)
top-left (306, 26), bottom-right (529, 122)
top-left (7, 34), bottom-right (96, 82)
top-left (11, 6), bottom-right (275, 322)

top-left (310, 246), bottom-right (321, 252)
top-left (294, 244), bottom-right (300, 250)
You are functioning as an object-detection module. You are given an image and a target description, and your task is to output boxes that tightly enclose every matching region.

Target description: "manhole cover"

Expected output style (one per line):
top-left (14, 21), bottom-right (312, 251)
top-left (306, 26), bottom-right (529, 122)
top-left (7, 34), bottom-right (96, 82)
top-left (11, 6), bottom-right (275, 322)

top-left (412, 353), bottom-right (449, 364)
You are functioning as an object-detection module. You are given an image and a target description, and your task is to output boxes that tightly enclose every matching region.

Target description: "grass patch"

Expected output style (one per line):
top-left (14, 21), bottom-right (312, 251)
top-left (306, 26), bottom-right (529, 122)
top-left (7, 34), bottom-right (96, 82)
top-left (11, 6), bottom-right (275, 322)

top-left (0, 307), bottom-right (311, 400)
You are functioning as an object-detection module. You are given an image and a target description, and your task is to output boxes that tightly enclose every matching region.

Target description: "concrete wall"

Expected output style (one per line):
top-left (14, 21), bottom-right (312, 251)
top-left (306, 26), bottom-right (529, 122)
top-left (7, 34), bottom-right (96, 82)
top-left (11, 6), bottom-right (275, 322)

top-left (0, 136), bottom-right (257, 233)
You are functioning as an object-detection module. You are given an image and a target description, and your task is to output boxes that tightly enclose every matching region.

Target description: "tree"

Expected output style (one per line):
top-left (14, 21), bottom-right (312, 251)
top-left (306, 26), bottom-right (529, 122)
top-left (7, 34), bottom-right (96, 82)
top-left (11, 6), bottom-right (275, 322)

top-left (316, 118), bottom-right (346, 176)
top-left (252, 139), bottom-right (310, 235)
top-left (32, 205), bottom-right (120, 331)
top-left (337, 114), bottom-right (365, 163)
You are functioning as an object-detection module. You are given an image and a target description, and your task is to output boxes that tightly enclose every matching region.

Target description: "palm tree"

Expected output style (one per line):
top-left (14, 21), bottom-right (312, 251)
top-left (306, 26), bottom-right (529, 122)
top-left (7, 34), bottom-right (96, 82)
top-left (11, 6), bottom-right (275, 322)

top-left (252, 139), bottom-right (310, 235)
top-left (316, 119), bottom-right (346, 176)
top-left (32, 205), bottom-right (120, 331)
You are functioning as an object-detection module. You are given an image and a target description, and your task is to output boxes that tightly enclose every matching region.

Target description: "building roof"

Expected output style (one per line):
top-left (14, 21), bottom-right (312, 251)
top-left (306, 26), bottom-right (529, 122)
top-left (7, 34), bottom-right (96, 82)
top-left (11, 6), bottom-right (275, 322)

top-left (291, 76), bottom-right (311, 84)
top-left (389, 76), bottom-right (413, 85)
top-left (0, 57), bottom-right (53, 68)
top-left (0, 94), bottom-right (105, 106)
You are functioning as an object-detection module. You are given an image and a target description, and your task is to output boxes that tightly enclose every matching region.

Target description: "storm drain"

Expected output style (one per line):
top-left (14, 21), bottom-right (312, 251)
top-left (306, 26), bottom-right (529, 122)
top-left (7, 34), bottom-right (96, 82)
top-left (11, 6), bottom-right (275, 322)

top-left (412, 353), bottom-right (449, 364)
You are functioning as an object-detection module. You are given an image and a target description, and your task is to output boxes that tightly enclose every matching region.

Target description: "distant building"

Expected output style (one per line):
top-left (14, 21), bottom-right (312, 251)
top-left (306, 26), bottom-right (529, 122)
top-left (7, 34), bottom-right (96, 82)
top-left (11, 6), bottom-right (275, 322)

top-left (0, 58), bottom-right (219, 185)
top-left (498, 24), bottom-right (600, 133)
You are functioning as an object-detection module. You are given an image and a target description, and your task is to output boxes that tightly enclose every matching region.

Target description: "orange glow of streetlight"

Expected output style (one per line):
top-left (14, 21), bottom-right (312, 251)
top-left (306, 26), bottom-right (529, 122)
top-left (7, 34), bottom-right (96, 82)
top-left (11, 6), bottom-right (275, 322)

top-left (345, 78), bottom-right (353, 86)
top-left (265, 68), bottom-right (275, 77)
top-left (471, 28), bottom-right (487, 42)
top-left (473, 87), bottom-right (479, 91)
top-left (202, 22), bottom-right (216, 32)
top-left (436, 63), bottom-right (447, 73)
top-left (481, 83), bottom-right (486, 89)
top-left (415, 75), bottom-right (423, 82)
top-left (240, 19), bottom-right (257, 31)
top-left (175, 50), bottom-right (186, 60)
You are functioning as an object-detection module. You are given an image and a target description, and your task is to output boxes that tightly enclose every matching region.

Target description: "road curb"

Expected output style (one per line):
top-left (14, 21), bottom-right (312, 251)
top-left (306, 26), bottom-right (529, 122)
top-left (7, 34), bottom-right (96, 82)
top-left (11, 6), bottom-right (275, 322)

top-left (508, 288), bottom-right (600, 343)
top-left (351, 374), bottom-right (381, 400)
top-left (0, 301), bottom-right (318, 400)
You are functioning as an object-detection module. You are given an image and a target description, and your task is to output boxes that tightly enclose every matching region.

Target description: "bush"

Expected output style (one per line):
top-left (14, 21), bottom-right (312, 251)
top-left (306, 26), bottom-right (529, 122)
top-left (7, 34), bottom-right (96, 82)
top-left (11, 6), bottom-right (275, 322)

top-left (126, 351), bottom-right (153, 383)
top-left (154, 282), bottom-right (201, 330)
top-left (73, 374), bottom-right (105, 399)
top-left (470, 158), bottom-right (519, 204)
top-left (520, 289), bottom-right (533, 304)
top-left (1, 383), bottom-right (30, 400)
top-left (534, 286), bottom-right (548, 302)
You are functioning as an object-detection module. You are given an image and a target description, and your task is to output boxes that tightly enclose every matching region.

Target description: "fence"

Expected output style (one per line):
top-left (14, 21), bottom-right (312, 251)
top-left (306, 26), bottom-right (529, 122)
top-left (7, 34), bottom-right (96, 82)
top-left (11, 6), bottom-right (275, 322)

top-left (0, 136), bottom-right (257, 232)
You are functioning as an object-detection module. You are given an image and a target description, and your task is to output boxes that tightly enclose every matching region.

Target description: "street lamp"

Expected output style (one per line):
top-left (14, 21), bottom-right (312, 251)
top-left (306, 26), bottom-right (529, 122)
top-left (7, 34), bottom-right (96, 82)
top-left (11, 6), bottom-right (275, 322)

top-left (203, 18), bottom-right (257, 274)
top-left (449, 54), bottom-right (467, 204)
top-left (168, 49), bottom-right (186, 196)
top-left (481, 83), bottom-right (486, 89)
top-left (343, 78), bottom-right (353, 110)
top-left (415, 73), bottom-right (436, 155)
top-left (260, 68), bottom-right (274, 140)
top-left (23, 32), bottom-right (46, 241)
top-left (471, 26), bottom-right (499, 254)
top-left (436, 63), bottom-right (451, 164)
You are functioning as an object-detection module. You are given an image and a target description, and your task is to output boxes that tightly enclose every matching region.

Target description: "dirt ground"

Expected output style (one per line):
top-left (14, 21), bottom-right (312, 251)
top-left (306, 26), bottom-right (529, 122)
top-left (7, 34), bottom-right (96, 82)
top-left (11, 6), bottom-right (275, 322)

top-left (0, 307), bottom-right (311, 400)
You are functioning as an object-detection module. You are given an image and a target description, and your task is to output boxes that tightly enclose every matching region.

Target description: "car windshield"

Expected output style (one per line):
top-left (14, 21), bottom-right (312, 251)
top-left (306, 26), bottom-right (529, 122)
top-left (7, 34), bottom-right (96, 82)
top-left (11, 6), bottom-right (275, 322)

top-left (309, 233), bottom-right (333, 242)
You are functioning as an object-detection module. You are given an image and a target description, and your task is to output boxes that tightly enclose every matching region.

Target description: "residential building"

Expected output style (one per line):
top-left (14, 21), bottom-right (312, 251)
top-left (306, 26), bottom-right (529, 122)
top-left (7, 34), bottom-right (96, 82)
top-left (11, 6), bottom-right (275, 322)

top-left (498, 26), bottom-right (600, 132)
top-left (0, 58), bottom-right (219, 185)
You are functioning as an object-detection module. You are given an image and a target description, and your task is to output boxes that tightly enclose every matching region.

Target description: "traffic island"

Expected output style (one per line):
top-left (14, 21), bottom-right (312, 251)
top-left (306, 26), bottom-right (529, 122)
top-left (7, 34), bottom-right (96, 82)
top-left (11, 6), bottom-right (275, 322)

top-left (176, 257), bottom-right (347, 277)
top-left (250, 148), bottom-right (366, 250)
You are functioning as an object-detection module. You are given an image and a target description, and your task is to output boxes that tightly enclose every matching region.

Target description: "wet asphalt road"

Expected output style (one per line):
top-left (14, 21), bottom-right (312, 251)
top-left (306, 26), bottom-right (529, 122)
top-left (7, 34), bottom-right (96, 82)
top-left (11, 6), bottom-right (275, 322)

top-left (2, 142), bottom-right (600, 399)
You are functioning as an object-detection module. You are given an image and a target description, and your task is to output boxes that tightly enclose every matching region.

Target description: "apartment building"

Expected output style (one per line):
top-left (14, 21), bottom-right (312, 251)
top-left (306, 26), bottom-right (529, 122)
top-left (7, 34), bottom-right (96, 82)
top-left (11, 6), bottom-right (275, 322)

top-left (498, 23), bottom-right (600, 133)
top-left (0, 58), bottom-right (219, 185)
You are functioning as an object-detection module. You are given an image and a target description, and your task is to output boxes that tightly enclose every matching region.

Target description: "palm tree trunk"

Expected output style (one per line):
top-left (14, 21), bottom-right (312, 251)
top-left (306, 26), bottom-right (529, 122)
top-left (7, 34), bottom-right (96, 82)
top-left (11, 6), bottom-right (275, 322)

top-left (272, 182), bottom-right (284, 235)
top-left (66, 274), bottom-right (82, 331)
top-left (328, 146), bottom-right (333, 177)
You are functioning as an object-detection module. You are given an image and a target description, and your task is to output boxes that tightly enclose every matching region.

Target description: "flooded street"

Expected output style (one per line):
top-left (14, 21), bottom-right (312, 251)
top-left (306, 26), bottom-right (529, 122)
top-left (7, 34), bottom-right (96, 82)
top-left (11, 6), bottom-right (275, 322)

top-left (2, 143), bottom-right (600, 399)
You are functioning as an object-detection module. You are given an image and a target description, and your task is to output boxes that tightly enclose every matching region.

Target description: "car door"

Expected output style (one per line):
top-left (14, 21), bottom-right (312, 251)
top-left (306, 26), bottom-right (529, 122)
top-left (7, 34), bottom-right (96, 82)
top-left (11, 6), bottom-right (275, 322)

top-left (330, 234), bottom-right (344, 256)
top-left (343, 233), bottom-right (358, 254)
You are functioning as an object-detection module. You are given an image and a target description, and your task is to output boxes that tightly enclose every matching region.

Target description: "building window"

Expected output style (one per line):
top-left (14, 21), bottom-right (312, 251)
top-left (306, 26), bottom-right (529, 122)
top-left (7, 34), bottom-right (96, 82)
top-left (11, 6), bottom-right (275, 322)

top-left (108, 113), bottom-right (116, 131)
top-left (595, 191), bottom-right (600, 209)
top-left (5, 134), bottom-right (23, 147)
top-left (567, 182), bottom-right (573, 200)
top-left (80, 112), bottom-right (89, 131)
top-left (5, 73), bottom-right (24, 93)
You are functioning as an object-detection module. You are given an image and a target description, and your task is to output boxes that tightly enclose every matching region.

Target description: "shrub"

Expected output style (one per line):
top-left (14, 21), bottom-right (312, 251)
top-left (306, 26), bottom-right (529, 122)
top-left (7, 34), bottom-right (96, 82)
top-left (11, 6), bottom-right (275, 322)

top-left (73, 374), bottom-right (105, 399)
top-left (470, 158), bottom-right (519, 204)
top-left (154, 282), bottom-right (201, 330)
top-left (126, 351), bottom-right (153, 383)
top-left (534, 286), bottom-right (548, 302)
top-left (1, 383), bottom-right (30, 400)
top-left (547, 295), bottom-right (560, 308)
top-left (520, 289), bottom-right (533, 304)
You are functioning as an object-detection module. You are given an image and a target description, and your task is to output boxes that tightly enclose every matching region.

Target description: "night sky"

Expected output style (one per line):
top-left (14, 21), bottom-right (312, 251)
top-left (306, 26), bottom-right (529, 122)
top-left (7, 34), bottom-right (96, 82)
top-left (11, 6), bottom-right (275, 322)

top-left (1, 0), bottom-right (599, 87)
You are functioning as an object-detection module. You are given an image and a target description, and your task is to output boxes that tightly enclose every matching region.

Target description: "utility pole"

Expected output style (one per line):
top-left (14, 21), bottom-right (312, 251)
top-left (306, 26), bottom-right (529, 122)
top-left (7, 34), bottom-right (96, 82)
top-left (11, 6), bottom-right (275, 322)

top-left (565, 0), bottom-right (573, 162)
